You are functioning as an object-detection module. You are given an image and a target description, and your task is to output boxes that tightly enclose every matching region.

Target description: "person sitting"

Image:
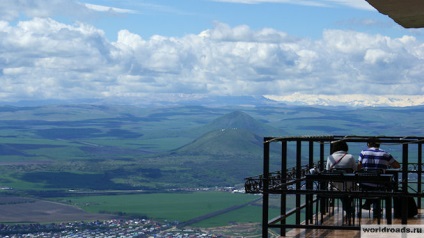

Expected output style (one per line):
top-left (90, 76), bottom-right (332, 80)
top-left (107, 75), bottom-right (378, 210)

top-left (326, 140), bottom-right (357, 216)
top-left (357, 137), bottom-right (400, 218)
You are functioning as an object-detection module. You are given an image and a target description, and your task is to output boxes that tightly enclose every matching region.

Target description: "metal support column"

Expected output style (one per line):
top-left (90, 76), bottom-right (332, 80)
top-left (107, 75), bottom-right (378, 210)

top-left (296, 140), bottom-right (302, 225)
top-left (401, 143), bottom-right (409, 224)
top-left (418, 143), bottom-right (422, 209)
top-left (280, 140), bottom-right (288, 237)
top-left (262, 138), bottom-right (270, 238)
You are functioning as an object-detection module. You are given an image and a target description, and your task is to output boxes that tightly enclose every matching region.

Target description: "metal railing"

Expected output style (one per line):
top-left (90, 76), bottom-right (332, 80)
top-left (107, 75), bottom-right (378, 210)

top-left (244, 135), bottom-right (424, 237)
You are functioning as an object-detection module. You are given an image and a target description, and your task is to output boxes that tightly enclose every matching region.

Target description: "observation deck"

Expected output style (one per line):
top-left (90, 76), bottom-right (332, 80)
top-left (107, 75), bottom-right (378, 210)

top-left (245, 135), bottom-right (424, 237)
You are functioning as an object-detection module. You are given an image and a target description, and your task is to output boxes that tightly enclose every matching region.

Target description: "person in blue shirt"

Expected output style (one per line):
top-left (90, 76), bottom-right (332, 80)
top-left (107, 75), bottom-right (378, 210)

top-left (358, 137), bottom-right (400, 172)
top-left (358, 137), bottom-right (400, 216)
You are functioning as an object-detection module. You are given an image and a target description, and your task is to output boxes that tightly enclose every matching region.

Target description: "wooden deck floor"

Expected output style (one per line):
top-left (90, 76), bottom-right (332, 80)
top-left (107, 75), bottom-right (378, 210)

top-left (281, 209), bottom-right (424, 238)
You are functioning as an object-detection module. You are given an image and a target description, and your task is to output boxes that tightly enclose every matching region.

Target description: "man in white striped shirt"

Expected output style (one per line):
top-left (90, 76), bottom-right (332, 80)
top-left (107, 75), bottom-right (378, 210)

top-left (358, 137), bottom-right (400, 172)
top-left (357, 137), bottom-right (400, 216)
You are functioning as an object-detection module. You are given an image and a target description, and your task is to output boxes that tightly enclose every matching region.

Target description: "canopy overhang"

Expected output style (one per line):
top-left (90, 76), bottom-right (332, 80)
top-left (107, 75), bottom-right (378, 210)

top-left (366, 0), bottom-right (424, 28)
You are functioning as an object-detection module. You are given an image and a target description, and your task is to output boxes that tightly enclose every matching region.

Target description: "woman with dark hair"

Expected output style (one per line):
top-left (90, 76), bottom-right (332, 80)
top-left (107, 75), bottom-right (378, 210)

top-left (325, 140), bottom-right (357, 218)
top-left (326, 140), bottom-right (356, 172)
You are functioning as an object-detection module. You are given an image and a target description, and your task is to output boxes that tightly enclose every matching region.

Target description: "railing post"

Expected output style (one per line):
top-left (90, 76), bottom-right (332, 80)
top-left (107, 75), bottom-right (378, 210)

top-left (296, 139), bottom-right (302, 225)
top-left (401, 143), bottom-right (409, 224)
top-left (418, 142), bottom-right (422, 209)
top-left (281, 140), bottom-right (287, 237)
top-left (319, 141), bottom-right (325, 172)
top-left (306, 141), bottom-right (314, 224)
top-left (262, 138), bottom-right (270, 238)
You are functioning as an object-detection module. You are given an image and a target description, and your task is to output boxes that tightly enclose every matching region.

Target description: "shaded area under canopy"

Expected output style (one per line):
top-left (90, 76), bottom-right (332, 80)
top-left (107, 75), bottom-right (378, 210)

top-left (366, 0), bottom-right (424, 28)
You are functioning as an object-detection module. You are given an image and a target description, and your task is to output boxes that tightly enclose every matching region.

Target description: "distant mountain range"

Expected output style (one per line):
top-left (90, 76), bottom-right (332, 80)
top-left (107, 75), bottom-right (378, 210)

top-left (264, 94), bottom-right (424, 107)
top-left (3, 94), bottom-right (424, 108)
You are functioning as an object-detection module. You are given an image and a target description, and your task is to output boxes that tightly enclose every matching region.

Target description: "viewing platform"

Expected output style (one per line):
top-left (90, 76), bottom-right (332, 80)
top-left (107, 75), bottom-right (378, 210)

top-left (284, 208), bottom-right (424, 238)
top-left (245, 135), bottom-right (424, 237)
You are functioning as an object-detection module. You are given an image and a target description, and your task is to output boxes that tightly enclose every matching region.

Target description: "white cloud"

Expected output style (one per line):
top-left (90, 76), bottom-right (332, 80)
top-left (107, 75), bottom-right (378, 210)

top-left (0, 15), bottom-right (424, 105)
top-left (211, 0), bottom-right (374, 10)
top-left (364, 49), bottom-right (395, 64)
top-left (0, 0), bottom-right (93, 21)
top-left (0, 0), bottom-right (135, 22)
top-left (84, 3), bottom-right (138, 14)
top-left (326, 0), bottom-right (374, 10)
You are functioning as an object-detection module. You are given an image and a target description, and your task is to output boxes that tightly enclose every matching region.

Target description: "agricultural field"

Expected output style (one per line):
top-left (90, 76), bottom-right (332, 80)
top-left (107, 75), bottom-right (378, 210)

top-left (0, 190), bottom-right (285, 234)
top-left (0, 195), bottom-right (115, 223)
top-left (0, 103), bottom-right (423, 233)
top-left (52, 192), bottom-right (265, 224)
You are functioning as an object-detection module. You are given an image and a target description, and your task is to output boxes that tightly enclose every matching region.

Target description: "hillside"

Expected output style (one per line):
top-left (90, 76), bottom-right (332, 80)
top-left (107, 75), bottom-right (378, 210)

top-left (204, 111), bottom-right (278, 136)
top-left (180, 110), bottom-right (283, 140)
top-left (173, 111), bottom-right (273, 156)
top-left (173, 128), bottom-right (263, 156)
top-left (163, 111), bottom-right (284, 185)
top-left (0, 104), bottom-right (423, 192)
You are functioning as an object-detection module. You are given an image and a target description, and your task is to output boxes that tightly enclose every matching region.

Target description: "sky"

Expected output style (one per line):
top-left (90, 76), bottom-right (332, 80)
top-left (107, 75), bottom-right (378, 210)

top-left (1, 0), bottom-right (424, 106)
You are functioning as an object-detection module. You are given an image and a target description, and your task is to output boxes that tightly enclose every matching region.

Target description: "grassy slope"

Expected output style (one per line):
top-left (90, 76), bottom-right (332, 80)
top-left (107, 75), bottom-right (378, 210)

top-left (1, 104), bottom-right (423, 228)
top-left (1, 104), bottom-right (423, 191)
top-left (51, 191), bottom-right (285, 227)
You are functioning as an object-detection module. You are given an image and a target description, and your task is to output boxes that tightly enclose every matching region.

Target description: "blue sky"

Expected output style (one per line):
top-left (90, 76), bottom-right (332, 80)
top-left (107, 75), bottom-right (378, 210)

top-left (85, 1), bottom-right (369, 39)
top-left (80, 0), bottom-right (412, 40)
top-left (1, 0), bottom-right (424, 106)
